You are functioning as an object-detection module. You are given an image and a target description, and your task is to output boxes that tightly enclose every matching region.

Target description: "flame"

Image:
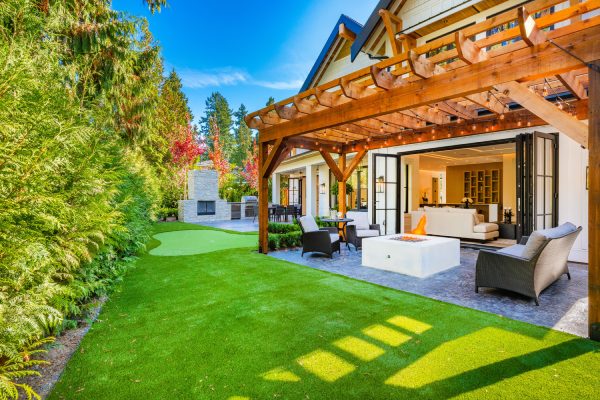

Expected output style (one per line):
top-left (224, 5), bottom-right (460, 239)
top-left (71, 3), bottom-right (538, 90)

top-left (411, 215), bottom-right (427, 235)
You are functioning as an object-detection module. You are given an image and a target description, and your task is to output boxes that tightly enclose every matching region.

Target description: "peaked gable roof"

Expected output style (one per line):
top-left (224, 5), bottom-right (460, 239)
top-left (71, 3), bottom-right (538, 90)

top-left (299, 14), bottom-right (362, 93)
top-left (350, 0), bottom-right (394, 62)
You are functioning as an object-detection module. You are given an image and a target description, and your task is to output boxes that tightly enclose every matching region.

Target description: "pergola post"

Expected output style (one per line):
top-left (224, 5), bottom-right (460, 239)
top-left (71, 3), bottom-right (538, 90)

top-left (338, 154), bottom-right (347, 215)
top-left (258, 142), bottom-right (269, 254)
top-left (589, 60), bottom-right (600, 341)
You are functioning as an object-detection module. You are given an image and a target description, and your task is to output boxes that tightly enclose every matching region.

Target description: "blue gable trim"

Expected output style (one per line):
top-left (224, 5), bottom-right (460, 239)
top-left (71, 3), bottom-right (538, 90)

top-left (299, 14), bottom-right (363, 93)
top-left (350, 0), bottom-right (393, 62)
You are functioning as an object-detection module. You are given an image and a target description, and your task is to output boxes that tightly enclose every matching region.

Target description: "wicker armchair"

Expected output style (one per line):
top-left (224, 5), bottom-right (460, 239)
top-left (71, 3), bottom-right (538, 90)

top-left (475, 223), bottom-right (581, 305)
top-left (298, 215), bottom-right (340, 258)
top-left (345, 211), bottom-right (381, 250)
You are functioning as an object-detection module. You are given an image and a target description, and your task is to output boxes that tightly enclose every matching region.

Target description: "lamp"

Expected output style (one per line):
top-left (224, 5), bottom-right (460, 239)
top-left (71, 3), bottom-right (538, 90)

top-left (376, 176), bottom-right (385, 193)
top-left (320, 183), bottom-right (326, 195)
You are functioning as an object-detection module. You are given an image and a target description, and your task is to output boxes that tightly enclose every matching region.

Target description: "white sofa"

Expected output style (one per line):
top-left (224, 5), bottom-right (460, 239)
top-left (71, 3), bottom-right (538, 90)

top-left (410, 206), bottom-right (499, 241)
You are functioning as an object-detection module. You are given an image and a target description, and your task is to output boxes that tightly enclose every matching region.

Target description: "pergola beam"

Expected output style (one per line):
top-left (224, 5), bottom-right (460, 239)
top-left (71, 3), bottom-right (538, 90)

top-left (259, 22), bottom-right (599, 143)
top-left (497, 81), bottom-right (588, 147)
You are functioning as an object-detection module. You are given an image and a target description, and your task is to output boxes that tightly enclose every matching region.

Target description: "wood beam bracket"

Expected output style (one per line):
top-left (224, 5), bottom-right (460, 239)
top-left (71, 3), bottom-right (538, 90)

top-left (455, 30), bottom-right (489, 64)
top-left (407, 49), bottom-right (444, 79)
top-left (371, 65), bottom-right (401, 90)
top-left (320, 151), bottom-right (344, 181)
top-left (261, 138), bottom-right (288, 178)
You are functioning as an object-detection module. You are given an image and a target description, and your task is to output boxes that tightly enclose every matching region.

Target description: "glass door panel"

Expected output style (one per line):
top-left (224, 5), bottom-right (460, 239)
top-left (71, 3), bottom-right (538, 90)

top-left (373, 154), bottom-right (399, 235)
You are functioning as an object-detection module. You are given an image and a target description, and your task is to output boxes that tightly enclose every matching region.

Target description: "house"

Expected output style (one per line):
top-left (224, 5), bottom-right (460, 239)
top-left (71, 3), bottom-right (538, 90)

top-left (266, 0), bottom-right (592, 265)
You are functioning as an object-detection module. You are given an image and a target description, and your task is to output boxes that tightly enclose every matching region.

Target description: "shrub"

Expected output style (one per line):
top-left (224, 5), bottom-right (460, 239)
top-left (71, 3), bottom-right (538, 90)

top-left (267, 231), bottom-right (302, 250)
top-left (268, 222), bottom-right (301, 234)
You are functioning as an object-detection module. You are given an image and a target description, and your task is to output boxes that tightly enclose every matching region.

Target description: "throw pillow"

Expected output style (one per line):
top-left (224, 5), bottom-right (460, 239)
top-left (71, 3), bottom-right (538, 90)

top-left (522, 231), bottom-right (547, 259)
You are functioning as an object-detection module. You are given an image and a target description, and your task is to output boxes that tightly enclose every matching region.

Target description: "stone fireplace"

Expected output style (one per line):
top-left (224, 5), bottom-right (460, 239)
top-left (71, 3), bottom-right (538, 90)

top-left (178, 169), bottom-right (230, 222)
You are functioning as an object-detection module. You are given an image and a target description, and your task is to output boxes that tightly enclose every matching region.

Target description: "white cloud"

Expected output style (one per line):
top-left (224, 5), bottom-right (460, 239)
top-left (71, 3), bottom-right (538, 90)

top-left (179, 68), bottom-right (249, 89)
top-left (252, 79), bottom-right (304, 90)
top-left (176, 67), bottom-right (303, 91)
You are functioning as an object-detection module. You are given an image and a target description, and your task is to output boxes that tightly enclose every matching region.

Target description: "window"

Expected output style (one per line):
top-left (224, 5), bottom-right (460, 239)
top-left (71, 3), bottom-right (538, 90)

top-left (197, 201), bottom-right (216, 216)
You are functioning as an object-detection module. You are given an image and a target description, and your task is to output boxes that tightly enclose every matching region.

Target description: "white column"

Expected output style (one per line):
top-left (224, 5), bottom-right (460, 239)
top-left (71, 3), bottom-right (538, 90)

top-left (304, 165), bottom-right (314, 216)
top-left (319, 165), bottom-right (330, 216)
top-left (272, 173), bottom-right (280, 204)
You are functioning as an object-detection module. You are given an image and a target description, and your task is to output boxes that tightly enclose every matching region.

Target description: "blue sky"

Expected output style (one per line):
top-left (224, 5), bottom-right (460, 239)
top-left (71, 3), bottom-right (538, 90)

top-left (112, 0), bottom-right (377, 126)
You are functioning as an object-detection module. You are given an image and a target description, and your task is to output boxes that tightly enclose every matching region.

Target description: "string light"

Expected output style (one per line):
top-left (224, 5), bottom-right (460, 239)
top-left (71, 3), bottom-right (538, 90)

top-left (517, 120), bottom-right (522, 127)
top-left (457, 117), bottom-right (463, 124)
top-left (433, 104), bottom-right (439, 113)
top-left (472, 123), bottom-right (477, 130)
top-left (527, 121), bottom-right (532, 127)
top-left (499, 113), bottom-right (505, 120)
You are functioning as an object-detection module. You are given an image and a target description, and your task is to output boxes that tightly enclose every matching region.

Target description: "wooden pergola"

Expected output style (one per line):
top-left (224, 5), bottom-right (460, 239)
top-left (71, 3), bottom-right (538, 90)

top-left (246, 0), bottom-right (600, 340)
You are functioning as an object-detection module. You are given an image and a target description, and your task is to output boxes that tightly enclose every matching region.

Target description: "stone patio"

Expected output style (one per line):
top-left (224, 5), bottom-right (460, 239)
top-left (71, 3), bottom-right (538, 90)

top-left (269, 245), bottom-right (588, 338)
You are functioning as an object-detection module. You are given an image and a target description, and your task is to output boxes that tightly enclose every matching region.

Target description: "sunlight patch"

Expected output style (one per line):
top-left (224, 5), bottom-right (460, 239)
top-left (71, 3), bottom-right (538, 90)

top-left (333, 336), bottom-right (385, 362)
top-left (384, 327), bottom-right (540, 388)
top-left (261, 367), bottom-right (301, 382)
top-left (363, 325), bottom-right (411, 347)
top-left (227, 397), bottom-right (250, 400)
top-left (387, 316), bottom-right (432, 334)
top-left (149, 230), bottom-right (257, 256)
top-left (296, 350), bottom-right (356, 382)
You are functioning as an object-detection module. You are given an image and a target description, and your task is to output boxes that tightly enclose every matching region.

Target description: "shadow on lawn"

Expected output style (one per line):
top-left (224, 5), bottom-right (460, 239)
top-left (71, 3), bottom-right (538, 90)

top-left (230, 313), bottom-right (596, 399)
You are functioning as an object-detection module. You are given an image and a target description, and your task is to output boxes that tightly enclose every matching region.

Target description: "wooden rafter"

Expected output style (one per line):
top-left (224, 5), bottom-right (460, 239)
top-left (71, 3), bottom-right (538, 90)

top-left (496, 81), bottom-right (588, 147)
top-left (339, 23), bottom-right (357, 42)
top-left (517, 6), bottom-right (589, 100)
top-left (379, 9), bottom-right (403, 56)
top-left (258, 17), bottom-right (598, 143)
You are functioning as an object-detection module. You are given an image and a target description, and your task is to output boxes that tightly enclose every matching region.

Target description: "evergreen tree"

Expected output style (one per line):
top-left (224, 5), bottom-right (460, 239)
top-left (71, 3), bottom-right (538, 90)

top-left (200, 92), bottom-right (234, 160)
top-left (266, 96), bottom-right (275, 106)
top-left (232, 104), bottom-right (253, 166)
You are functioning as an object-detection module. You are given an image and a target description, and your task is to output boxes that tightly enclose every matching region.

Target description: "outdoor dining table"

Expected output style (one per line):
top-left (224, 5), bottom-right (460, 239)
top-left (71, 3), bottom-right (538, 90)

top-left (320, 217), bottom-right (354, 244)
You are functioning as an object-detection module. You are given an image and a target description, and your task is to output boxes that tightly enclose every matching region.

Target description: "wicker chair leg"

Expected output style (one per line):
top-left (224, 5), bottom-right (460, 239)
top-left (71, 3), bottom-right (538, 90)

top-left (475, 286), bottom-right (479, 293)
top-left (534, 297), bottom-right (540, 306)
top-left (567, 272), bottom-right (571, 280)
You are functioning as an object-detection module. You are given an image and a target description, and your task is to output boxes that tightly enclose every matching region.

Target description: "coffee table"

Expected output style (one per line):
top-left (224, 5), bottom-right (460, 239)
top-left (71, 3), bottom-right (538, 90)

top-left (361, 234), bottom-right (460, 278)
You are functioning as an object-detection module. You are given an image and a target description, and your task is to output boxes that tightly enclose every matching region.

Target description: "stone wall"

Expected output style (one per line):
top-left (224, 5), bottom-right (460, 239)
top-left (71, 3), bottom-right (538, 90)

top-left (178, 169), bottom-right (231, 222)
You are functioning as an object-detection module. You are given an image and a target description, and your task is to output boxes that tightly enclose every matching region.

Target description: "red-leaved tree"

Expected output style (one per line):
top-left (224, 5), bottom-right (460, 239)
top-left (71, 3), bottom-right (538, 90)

top-left (169, 120), bottom-right (205, 192)
top-left (240, 139), bottom-right (259, 191)
top-left (207, 116), bottom-right (230, 185)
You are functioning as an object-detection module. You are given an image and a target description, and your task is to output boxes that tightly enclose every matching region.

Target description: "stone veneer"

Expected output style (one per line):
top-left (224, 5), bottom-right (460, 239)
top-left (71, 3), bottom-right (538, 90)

top-left (178, 169), bottom-right (231, 223)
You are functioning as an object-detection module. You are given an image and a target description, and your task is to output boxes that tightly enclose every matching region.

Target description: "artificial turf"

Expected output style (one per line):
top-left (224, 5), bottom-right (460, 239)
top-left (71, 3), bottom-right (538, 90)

top-left (48, 222), bottom-right (600, 399)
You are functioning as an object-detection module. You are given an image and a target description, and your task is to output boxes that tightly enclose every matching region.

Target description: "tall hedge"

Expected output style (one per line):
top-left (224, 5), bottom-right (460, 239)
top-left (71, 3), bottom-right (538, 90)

top-left (0, 1), bottom-right (176, 398)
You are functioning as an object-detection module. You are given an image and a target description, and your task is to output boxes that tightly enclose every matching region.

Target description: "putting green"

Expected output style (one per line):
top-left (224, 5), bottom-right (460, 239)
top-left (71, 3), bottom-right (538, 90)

top-left (149, 229), bottom-right (257, 256)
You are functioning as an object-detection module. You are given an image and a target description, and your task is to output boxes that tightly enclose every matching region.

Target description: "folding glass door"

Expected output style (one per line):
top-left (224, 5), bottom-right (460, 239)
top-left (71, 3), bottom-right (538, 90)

top-left (372, 154), bottom-right (399, 235)
top-left (516, 132), bottom-right (558, 239)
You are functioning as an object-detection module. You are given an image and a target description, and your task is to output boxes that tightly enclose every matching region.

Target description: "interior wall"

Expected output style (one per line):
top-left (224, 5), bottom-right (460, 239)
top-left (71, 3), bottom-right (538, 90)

top-left (446, 162), bottom-right (503, 204)
top-left (558, 132), bottom-right (589, 263)
top-left (502, 153), bottom-right (517, 213)
top-left (418, 170), bottom-right (445, 203)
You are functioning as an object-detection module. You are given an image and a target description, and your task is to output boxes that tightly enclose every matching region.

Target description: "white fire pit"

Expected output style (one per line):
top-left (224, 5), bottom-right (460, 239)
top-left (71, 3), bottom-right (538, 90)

top-left (361, 234), bottom-right (460, 278)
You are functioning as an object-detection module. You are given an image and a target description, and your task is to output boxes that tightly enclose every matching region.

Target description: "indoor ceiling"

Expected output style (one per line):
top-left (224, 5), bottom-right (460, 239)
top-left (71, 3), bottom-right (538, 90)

top-left (418, 143), bottom-right (516, 171)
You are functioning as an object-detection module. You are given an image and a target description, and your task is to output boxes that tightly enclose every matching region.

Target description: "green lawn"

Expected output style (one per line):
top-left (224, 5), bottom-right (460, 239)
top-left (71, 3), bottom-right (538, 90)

top-left (49, 222), bottom-right (600, 399)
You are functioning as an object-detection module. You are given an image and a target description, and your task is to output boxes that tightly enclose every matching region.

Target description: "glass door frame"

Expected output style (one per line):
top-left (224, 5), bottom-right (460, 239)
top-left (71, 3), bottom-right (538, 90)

top-left (371, 153), bottom-right (401, 234)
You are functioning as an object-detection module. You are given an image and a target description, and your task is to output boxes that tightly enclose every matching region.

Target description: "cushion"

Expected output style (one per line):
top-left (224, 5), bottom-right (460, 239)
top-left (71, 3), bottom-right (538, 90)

top-left (299, 215), bottom-right (319, 232)
top-left (537, 222), bottom-right (577, 239)
top-left (497, 244), bottom-right (527, 258)
top-left (447, 207), bottom-right (477, 214)
top-left (474, 214), bottom-right (485, 224)
top-left (424, 206), bottom-right (447, 213)
top-left (473, 223), bottom-right (498, 233)
top-left (347, 211), bottom-right (370, 230)
top-left (522, 231), bottom-right (548, 259)
top-left (329, 233), bottom-right (340, 243)
top-left (356, 229), bottom-right (380, 238)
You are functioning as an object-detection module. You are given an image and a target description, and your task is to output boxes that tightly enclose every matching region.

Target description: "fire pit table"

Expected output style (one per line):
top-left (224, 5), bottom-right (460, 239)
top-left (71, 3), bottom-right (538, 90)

top-left (361, 234), bottom-right (460, 278)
